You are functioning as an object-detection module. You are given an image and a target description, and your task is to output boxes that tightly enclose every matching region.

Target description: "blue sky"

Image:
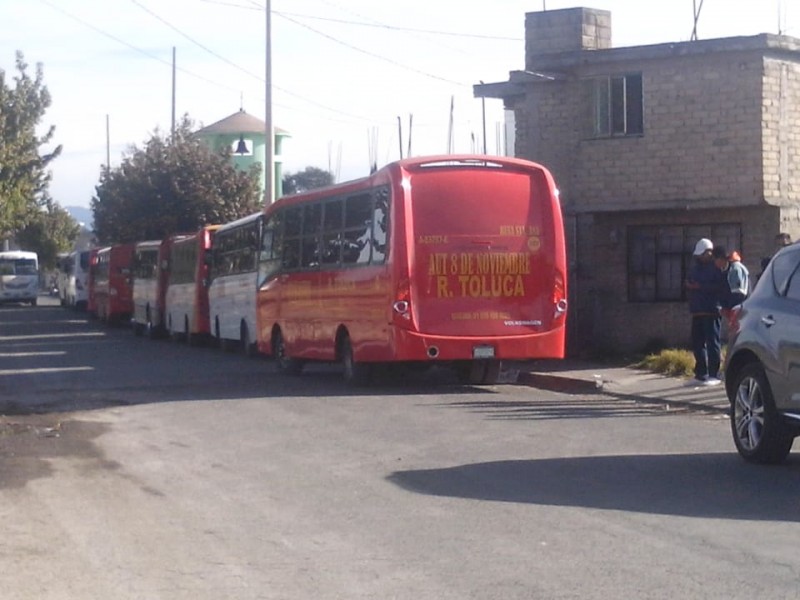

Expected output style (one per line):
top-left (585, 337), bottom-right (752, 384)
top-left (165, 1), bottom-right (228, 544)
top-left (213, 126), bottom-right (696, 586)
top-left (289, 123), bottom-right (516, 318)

top-left (2, 0), bottom-right (796, 208)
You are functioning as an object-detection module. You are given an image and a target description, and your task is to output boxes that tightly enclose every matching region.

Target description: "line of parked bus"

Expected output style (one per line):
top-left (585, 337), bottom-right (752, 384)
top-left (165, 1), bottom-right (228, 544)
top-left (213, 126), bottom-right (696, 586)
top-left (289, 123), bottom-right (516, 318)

top-left (58, 155), bottom-right (569, 385)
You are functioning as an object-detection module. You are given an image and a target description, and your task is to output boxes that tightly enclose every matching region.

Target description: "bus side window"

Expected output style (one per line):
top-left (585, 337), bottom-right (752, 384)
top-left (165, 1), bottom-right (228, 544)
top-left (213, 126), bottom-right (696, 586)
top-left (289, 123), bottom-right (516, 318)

top-left (371, 187), bottom-right (390, 264)
top-left (258, 218), bottom-right (281, 285)
top-left (343, 193), bottom-right (373, 265)
top-left (300, 203), bottom-right (322, 269)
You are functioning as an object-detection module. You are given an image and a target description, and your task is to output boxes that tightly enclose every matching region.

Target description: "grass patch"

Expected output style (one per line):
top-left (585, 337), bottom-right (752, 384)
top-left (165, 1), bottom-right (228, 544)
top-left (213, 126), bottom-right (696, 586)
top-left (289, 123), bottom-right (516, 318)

top-left (636, 347), bottom-right (728, 378)
top-left (636, 348), bottom-right (696, 378)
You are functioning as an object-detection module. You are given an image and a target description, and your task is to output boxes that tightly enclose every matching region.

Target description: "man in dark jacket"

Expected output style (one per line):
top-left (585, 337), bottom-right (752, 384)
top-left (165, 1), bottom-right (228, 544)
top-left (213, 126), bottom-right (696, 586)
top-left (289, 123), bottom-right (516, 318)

top-left (685, 238), bottom-right (726, 385)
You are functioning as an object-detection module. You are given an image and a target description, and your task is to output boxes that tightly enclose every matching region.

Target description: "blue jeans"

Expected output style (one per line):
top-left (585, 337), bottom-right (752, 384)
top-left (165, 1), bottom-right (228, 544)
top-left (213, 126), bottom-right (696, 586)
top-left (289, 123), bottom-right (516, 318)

top-left (691, 315), bottom-right (721, 380)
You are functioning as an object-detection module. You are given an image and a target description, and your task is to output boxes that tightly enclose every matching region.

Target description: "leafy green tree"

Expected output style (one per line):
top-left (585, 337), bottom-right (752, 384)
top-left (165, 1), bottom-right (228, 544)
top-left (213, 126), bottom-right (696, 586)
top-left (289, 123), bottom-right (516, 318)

top-left (92, 116), bottom-right (261, 244)
top-left (0, 51), bottom-right (62, 242)
top-left (15, 196), bottom-right (80, 269)
top-left (282, 166), bottom-right (335, 195)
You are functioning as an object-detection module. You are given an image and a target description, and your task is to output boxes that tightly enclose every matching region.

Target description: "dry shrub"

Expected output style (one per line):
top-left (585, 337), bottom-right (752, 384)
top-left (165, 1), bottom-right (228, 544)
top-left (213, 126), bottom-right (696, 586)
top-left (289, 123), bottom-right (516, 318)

top-left (637, 348), bottom-right (696, 377)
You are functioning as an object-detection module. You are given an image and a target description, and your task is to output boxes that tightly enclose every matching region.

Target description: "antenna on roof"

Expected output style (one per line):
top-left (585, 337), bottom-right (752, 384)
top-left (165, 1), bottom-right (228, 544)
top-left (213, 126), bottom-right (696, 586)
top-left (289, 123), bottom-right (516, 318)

top-left (690, 0), bottom-right (704, 41)
top-left (778, 0), bottom-right (787, 35)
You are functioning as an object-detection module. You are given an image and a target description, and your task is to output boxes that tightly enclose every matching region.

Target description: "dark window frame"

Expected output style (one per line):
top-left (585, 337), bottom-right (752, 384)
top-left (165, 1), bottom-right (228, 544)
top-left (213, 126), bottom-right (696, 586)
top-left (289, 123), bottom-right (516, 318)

top-left (591, 73), bottom-right (644, 138)
top-left (627, 223), bottom-right (742, 303)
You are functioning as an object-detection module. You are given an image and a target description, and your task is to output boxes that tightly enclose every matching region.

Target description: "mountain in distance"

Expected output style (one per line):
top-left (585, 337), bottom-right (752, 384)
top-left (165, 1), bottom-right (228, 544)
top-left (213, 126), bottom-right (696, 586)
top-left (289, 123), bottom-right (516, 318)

top-left (65, 206), bottom-right (93, 229)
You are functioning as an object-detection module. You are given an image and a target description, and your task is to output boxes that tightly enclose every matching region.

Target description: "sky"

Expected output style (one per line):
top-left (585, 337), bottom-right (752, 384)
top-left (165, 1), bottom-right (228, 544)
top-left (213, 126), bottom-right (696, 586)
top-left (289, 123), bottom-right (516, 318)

top-left (2, 0), bottom-right (797, 209)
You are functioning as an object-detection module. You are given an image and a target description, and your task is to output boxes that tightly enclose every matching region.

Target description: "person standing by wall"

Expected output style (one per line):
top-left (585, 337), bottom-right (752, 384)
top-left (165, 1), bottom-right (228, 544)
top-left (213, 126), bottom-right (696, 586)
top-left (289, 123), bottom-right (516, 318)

top-left (713, 246), bottom-right (750, 310)
top-left (685, 238), bottom-right (725, 386)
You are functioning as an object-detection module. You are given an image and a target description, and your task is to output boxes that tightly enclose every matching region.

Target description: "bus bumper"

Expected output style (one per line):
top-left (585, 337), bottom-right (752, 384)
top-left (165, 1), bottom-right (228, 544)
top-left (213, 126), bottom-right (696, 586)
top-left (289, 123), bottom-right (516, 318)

top-left (389, 326), bottom-right (565, 362)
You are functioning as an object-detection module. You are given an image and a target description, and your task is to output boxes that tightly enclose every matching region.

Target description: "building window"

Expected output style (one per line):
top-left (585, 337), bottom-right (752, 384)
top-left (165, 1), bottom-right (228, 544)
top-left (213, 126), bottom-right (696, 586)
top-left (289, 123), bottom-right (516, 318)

top-left (592, 73), bottom-right (643, 137)
top-left (628, 224), bottom-right (742, 302)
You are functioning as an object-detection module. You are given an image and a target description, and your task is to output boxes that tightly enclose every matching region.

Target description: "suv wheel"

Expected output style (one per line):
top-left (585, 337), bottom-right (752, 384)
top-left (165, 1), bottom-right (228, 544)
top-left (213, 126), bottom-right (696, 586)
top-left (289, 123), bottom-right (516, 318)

top-left (730, 362), bottom-right (794, 464)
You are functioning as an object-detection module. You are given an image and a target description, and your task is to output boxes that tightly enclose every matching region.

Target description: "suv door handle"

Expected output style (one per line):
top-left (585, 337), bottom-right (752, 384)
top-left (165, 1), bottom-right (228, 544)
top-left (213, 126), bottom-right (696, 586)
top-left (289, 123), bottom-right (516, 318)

top-left (761, 315), bottom-right (776, 327)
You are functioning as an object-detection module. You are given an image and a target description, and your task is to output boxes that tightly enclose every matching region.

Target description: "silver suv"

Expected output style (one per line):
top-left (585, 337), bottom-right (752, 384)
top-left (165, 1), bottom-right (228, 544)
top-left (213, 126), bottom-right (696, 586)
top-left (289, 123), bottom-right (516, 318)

top-left (725, 243), bottom-right (800, 464)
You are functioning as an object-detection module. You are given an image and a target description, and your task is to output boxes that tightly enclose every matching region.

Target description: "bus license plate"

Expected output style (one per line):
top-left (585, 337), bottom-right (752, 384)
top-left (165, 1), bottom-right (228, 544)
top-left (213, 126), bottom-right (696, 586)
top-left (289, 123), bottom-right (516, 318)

top-left (473, 346), bottom-right (495, 359)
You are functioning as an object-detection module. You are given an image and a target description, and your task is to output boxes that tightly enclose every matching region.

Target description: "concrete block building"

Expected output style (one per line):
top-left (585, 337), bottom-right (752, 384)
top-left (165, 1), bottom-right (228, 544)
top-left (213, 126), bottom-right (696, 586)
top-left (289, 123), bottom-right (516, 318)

top-left (476, 7), bottom-right (800, 355)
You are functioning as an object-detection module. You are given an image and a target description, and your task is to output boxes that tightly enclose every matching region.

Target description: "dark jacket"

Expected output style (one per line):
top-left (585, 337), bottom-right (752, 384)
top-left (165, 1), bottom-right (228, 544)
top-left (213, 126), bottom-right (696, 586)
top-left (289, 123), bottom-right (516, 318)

top-left (687, 260), bottom-right (724, 315)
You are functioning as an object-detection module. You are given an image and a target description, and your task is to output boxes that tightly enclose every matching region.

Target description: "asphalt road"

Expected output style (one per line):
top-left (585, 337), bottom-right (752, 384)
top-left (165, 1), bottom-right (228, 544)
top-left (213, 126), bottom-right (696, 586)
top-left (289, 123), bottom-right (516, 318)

top-left (1, 296), bottom-right (799, 599)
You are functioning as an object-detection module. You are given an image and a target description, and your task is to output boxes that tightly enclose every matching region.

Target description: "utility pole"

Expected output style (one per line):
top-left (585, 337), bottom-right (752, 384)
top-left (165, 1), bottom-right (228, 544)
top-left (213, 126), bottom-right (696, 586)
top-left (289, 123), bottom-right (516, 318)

top-left (106, 114), bottom-right (110, 174)
top-left (264, 0), bottom-right (274, 205)
top-left (480, 80), bottom-right (487, 154)
top-left (171, 47), bottom-right (176, 138)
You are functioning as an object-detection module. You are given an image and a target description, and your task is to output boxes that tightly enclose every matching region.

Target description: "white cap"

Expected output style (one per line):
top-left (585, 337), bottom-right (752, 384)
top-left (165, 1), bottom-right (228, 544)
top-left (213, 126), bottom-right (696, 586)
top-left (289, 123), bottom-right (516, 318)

top-left (693, 238), bottom-right (713, 256)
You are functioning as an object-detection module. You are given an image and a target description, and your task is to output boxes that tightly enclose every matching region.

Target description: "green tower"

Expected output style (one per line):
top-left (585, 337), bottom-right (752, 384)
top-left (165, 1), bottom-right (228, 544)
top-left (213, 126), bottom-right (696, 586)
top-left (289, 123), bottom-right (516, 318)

top-left (195, 109), bottom-right (290, 200)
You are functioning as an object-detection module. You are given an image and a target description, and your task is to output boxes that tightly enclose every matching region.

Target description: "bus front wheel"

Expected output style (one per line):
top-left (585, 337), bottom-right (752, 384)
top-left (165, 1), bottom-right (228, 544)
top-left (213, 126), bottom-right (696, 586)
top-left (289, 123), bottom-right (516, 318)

top-left (273, 329), bottom-right (303, 375)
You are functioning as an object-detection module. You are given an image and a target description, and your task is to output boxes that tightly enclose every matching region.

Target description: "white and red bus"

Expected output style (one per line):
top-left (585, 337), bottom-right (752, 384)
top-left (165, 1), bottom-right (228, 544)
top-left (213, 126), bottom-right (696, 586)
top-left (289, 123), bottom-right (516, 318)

top-left (0, 250), bottom-right (39, 306)
top-left (130, 240), bottom-right (166, 338)
top-left (164, 225), bottom-right (220, 345)
top-left (208, 212), bottom-right (263, 355)
top-left (92, 244), bottom-right (135, 324)
top-left (256, 155), bottom-right (567, 384)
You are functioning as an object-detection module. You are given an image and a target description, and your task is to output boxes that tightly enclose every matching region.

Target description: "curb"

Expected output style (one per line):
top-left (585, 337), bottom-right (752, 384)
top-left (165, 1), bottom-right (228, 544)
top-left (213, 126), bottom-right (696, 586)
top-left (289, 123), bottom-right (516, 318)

top-left (514, 371), bottom-right (730, 415)
top-left (515, 371), bottom-right (604, 394)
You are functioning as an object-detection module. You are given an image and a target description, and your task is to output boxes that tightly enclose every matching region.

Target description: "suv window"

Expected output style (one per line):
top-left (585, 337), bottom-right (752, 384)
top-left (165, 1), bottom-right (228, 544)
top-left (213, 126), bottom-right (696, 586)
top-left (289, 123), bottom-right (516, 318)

top-left (771, 250), bottom-right (800, 296)
top-left (783, 254), bottom-right (800, 301)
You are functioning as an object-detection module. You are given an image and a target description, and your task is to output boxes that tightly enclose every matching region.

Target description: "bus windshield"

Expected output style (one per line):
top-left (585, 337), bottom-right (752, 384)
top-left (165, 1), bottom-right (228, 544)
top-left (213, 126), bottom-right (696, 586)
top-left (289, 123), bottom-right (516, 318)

top-left (0, 257), bottom-right (38, 276)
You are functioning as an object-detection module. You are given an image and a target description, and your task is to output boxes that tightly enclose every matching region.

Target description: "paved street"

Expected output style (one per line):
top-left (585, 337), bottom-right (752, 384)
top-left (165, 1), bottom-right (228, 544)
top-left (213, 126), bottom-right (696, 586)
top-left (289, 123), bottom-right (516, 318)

top-left (1, 297), bottom-right (799, 599)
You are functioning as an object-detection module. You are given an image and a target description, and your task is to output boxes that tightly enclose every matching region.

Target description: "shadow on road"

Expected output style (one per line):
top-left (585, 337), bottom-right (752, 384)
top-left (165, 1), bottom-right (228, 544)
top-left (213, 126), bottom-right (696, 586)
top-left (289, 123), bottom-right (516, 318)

top-left (0, 304), bottom-right (496, 416)
top-left (387, 453), bottom-right (800, 522)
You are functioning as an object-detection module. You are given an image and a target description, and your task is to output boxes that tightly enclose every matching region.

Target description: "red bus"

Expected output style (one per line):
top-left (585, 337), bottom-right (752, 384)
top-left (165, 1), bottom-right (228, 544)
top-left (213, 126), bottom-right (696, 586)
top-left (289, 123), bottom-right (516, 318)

top-left (86, 248), bottom-right (99, 315)
top-left (92, 243), bottom-right (135, 324)
top-left (164, 225), bottom-right (220, 345)
top-left (256, 155), bottom-right (567, 384)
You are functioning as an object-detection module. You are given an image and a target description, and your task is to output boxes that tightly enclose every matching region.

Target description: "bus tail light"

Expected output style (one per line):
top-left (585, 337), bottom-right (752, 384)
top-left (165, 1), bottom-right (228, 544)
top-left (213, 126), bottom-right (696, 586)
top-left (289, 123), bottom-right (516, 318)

top-left (553, 270), bottom-right (567, 320)
top-left (393, 278), bottom-right (412, 327)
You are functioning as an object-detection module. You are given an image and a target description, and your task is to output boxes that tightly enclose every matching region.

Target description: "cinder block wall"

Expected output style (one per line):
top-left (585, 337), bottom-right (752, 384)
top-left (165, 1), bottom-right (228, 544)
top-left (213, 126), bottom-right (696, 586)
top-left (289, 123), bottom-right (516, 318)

top-left (525, 7), bottom-right (611, 63)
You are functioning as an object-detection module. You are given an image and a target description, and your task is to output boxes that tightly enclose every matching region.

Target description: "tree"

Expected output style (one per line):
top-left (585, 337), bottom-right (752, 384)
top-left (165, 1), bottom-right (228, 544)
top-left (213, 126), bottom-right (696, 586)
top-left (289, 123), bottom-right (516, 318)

top-left (92, 115), bottom-right (261, 244)
top-left (0, 51), bottom-right (62, 242)
top-left (15, 196), bottom-right (80, 270)
top-left (282, 166), bottom-right (335, 196)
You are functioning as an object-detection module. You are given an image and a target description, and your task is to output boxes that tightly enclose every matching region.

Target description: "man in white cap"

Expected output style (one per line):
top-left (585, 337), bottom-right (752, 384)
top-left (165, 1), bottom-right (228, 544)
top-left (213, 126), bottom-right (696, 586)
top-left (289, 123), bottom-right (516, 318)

top-left (685, 238), bottom-right (725, 385)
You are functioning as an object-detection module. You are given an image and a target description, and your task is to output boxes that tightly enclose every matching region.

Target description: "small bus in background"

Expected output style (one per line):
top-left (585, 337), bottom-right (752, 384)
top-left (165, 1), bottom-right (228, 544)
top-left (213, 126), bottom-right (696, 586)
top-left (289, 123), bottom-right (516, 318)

top-left (256, 155), bottom-right (568, 385)
top-left (64, 250), bottom-right (91, 310)
top-left (208, 212), bottom-right (263, 355)
top-left (56, 252), bottom-right (71, 306)
top-left (0, 250), bottom-right (39, 306)
top-left (130, 240), bottom-right (166, 338)
top-left (92, 243), bottom-right (135, 324)
top-left (165, 225), bottom-right (220, 345)
top-left (86, 248), bottom-right (100, 315)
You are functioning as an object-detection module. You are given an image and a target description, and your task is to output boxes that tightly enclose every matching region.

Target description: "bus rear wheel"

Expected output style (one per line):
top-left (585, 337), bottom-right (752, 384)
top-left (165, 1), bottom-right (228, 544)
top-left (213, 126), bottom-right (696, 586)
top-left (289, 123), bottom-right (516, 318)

top-left (241, 322), bottom-right (256, 358)
top-left (273, 329), bottom-right (303, 375)
top-left (456, 360), bottom-right (502, 385)
top-left (340, 335), bottom-right (372, 385)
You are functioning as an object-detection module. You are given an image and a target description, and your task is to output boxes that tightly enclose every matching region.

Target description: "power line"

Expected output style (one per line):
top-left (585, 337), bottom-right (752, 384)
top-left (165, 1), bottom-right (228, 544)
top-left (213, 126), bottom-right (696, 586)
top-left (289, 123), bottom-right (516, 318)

top-left (276, 10), bottom-right (522, 41)
top-left (128, 0), bottom-right (384, 123)
top-left (276, 12), bottom-right (469, 87)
